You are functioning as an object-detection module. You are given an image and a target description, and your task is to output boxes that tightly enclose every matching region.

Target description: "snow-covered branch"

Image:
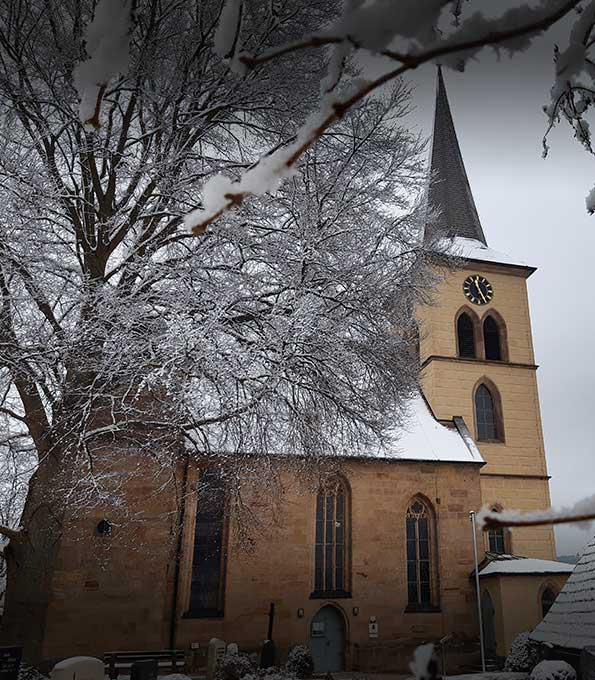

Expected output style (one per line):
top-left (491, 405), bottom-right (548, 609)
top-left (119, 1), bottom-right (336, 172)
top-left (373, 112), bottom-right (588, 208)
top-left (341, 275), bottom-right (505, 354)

top-left (477, 494), bottom-right (595, 529)
top-left (73, 0), bottom-right (132, 129)
top-left (187, 0), bottom-right (581, 233)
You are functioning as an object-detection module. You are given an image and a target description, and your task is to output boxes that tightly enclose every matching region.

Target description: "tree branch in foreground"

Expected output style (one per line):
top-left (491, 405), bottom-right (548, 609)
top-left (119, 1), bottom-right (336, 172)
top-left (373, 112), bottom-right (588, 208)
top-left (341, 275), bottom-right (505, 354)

top-left (0, 524), bottom-right (23, 541)
top-left (478, 494), bottom-right (595, 529)
top-left (187, 0), bottom-right (581, 235)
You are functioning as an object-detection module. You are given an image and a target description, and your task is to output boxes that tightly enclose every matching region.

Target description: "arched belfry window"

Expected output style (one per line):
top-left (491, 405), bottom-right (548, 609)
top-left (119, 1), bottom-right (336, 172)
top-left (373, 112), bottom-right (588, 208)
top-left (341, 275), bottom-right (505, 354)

top-left (541, 586), bottom-right (557, 617)
top-left (406, 498), bottom-right (438, 610)
top-left (475, 382), bottom-right (503, 442)
top-left (484, 316), bottom-right (502, 361)
top-left (313, 478), bottom-right (351, 597)
top-left (457, 312), bottom-right (476, 358)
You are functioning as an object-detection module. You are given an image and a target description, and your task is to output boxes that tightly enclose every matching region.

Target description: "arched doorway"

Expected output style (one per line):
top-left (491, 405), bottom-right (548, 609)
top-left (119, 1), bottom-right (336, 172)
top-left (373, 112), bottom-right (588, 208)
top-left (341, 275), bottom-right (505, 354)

top-left (309, 605), bottom-right (346, 673)
top-left (481, 590), bottom-right (497, 657)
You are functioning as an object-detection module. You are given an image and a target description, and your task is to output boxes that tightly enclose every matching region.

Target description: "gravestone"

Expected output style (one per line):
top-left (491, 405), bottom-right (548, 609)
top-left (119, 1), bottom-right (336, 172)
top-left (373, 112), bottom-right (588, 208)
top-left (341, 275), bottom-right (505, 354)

top-left (130, 659), bottom-right (158, 680)
top-left (0, 646), bottom-right (21, 680)
top-left (582, 647), bottom-right (595, 680)
top-left (226, 643), bottom-right (239, 655)
top-left (207, 638), bottom-right (226, 680)
top-left (50, 657), bottom-right (104, 680)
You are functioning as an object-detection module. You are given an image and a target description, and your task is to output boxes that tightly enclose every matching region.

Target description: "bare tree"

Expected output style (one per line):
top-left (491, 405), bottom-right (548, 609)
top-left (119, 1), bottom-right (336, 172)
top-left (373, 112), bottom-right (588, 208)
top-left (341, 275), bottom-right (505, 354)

top-left (0, 0), bottom-right (435, 658)
top-left (188, 0), bottom-right (584, 232)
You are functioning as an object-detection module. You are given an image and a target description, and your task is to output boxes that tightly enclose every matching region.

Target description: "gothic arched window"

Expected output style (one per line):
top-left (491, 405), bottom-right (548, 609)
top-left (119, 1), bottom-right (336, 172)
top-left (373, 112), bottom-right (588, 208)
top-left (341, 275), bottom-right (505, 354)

top-left (313, 478), bottom-right (350, 596)
top-left (406, 499), bottom-right (436, 609)
top-left (475, 383), bottom-right (503, 441)
top-left (457, 312), bottom-right (476, 358)
top-left (541, 587), bottom-right (557, 617)
top-left (483, 315), bottom-right (502, 361)
top-left (189, 467), bottom-right (227, 616)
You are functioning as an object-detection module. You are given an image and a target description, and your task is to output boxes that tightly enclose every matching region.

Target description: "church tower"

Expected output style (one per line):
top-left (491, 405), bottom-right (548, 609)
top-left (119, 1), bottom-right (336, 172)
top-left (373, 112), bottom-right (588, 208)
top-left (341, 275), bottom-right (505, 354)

top-left (418, 68), bottom-right (556, 560)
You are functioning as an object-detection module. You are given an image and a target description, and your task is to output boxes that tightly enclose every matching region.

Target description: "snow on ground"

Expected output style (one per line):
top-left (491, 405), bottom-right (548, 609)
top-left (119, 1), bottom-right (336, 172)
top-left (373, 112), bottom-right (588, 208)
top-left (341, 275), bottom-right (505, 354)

top-left (530, 661), bottom-right (576, 680)
top-left (446, 673), bottom-right (529, 680)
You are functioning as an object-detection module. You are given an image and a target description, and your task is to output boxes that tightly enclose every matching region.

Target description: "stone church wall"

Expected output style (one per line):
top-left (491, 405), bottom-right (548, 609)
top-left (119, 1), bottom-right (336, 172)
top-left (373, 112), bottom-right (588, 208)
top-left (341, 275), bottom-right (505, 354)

top-left (174, 457), bottom-right (484, 672)
top-left (38, 454), bottom-right (485, 672)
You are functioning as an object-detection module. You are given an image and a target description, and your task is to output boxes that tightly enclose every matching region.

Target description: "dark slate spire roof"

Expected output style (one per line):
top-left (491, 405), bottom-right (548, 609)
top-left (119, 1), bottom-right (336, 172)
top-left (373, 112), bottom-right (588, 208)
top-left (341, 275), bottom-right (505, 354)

top-left (425, 67), bottom-right (487, 245)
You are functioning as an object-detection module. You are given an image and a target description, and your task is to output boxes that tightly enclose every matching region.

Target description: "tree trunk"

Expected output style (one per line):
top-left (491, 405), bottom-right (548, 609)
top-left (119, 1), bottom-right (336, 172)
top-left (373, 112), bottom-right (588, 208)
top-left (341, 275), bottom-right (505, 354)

top-left (0, 457), bottom-right (66, 664)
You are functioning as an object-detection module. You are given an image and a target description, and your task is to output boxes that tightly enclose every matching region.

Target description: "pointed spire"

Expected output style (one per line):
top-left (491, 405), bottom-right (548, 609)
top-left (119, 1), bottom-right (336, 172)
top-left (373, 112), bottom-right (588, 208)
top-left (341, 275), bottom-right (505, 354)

top-left (425, 67), bottom-right (487, 245)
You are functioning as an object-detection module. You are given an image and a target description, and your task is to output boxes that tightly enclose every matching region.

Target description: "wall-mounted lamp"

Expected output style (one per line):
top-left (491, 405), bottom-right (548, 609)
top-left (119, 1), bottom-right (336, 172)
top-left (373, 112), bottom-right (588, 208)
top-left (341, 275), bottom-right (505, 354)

top-left (297, 608), bottom-right (304, 618)
top-left (96, 519), bottom-right (112, 536)
top-left (352, 607), bottom-right (359, 616)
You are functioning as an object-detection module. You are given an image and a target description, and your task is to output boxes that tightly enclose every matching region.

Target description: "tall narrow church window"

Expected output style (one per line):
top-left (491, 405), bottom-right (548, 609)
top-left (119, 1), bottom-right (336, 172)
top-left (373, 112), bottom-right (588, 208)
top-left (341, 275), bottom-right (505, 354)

top-left (313, 478), bottom-right (350, 596)
top-left (488, 527), bottom-right (506, 554)
top-left (406, 499), bottom-right (434, 608)
top-left (541, 587), bottom-right (556, 617)
top-left (457, 313), bottom-right (476, 358)
top-left (475, 383), bottom-right (500, 441)
top-left (483, 316), bottom-right (502, 361)
top-left (189, 467), bottom-right (227, 616)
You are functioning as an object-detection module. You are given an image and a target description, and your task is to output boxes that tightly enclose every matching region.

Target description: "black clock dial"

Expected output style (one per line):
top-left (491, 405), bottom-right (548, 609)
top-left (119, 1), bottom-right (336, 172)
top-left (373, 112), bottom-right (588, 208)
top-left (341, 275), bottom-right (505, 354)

top-left (463, 275), bottom-right (493, 305)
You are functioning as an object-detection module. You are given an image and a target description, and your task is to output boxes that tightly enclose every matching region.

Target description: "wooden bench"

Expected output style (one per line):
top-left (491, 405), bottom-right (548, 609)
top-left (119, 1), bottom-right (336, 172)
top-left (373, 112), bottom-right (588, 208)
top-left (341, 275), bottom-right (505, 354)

top-left (104, 650), bottom-right (185, 679)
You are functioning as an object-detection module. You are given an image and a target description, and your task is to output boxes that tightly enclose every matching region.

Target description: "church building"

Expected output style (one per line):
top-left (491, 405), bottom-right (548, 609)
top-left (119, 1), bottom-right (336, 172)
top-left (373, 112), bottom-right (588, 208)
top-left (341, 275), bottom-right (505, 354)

top-left (22, 70), bottom-right (572, 672)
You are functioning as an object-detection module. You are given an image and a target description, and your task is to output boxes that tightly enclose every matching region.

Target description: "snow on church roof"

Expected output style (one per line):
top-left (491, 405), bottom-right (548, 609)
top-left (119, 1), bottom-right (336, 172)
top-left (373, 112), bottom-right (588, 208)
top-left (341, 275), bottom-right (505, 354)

top-left (361, 395), bottom-right (484, 465)
top-left (189, 395), bottom-right (484, 465)
top-left (530, 534), bottom-right (595, 651)
top-left (438, 236), bottom-right (535, 271)
top-left (478, 554), bottom-right (573, 578)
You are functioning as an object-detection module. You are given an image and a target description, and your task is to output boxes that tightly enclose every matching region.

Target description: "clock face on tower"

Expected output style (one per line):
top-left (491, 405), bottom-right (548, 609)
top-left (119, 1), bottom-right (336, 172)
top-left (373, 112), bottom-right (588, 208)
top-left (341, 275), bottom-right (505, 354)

top-left (463, 274), bottom-right (494, 305)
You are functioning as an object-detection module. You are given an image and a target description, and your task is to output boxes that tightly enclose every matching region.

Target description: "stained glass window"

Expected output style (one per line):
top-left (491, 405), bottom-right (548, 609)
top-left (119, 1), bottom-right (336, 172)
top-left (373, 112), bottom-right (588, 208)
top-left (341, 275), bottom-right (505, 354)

top-left (189, 467), bottom-right (226, 616)
top-left (314, 479), bottom-right (348, 594)
top-left (406, 500), bottom-right (433, 607)
top-left (475, 384), bottom-right (498, 441)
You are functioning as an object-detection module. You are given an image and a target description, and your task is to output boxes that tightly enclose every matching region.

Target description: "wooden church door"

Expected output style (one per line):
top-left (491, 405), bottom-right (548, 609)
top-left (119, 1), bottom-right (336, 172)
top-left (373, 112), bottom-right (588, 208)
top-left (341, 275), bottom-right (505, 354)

top-left (309, 605), bottom-right (346, 673)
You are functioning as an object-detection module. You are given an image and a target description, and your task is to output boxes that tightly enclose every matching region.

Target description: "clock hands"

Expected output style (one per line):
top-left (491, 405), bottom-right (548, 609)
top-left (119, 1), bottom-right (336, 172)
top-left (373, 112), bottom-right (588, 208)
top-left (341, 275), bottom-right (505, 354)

top-left (463, 275), bottom-right (493, 305)
top-left (475, 276), bottom-right (488, 304)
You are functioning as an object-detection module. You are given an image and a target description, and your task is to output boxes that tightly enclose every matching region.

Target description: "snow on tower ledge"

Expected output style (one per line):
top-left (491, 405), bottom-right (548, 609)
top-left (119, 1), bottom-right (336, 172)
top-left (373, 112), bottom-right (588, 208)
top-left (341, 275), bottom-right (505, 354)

top-left (439, 235), bottom-right (536, 272)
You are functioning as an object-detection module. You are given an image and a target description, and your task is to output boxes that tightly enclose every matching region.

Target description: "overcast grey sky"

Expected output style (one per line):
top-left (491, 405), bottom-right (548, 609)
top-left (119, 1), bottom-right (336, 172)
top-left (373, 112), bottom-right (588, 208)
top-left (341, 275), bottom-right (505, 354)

top-left (405, 13), bottom-right (595, 557)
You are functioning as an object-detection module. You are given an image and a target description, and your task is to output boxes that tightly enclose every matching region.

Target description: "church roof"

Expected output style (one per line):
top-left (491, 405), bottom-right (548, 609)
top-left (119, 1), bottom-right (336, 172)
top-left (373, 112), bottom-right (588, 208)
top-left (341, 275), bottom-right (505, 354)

top-left (425, 67), bottom-right (487, 246)
top-left (530, 533), bottom-right (595, 650)
top-left (477, 552), bottom-right (573, 578)
top-left (437, 235), bottom-right (536, 274)
top-left (187, 395), bottom-right (484, 465)
top-left (368, 394), bottom-right (483, 464)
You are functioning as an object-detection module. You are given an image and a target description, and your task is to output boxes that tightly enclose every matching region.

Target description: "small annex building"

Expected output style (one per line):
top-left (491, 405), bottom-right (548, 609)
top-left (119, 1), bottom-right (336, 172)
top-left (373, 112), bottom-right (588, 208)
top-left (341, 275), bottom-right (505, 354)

top-left (476, 553), bottom-right (573, 658)
top-left (531, 534), bottom-right (595, 670)
top-left (1, 69), bottom-right (574, 674)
